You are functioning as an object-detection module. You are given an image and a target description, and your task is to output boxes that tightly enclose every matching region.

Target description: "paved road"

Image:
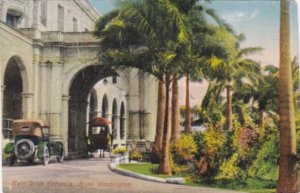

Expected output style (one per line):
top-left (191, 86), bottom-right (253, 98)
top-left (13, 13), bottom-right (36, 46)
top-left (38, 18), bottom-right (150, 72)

top-left (2, 156), bottom-right (245, 193)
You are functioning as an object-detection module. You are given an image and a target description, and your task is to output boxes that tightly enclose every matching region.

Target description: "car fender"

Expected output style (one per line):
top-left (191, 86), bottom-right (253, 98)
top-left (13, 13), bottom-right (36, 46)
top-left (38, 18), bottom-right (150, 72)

top-left (38, 142), bottom-right (48, 159)
top-left (3, 142), bottom-right (14, 159)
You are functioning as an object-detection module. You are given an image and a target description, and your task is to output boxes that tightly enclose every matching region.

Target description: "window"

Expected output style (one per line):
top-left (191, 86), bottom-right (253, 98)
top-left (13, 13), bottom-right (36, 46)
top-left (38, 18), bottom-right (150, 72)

top-left (73, 18), bottom-right (78, 32)
top-left (6, 14), bottom-right (19, 28)
top-left (40, 0), bottom-right (47, 26)
top-left (58, 5), bottom-right (64, 31)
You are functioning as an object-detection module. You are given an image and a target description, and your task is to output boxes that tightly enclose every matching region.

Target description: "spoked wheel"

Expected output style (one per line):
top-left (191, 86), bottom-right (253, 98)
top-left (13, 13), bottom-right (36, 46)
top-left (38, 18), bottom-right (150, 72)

top-left (43, 146), bottom-right (50, 166)
top-left (57, 148), bottom-right (64, 162)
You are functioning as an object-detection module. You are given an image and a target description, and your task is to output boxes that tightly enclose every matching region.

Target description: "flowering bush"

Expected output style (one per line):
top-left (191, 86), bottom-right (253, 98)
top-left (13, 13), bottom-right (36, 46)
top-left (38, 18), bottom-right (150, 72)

top-left (129, 151), bottom-right (143, 161)
top-left (112, 146), bottom-right (127, 155)
top-left (172, 134), bottom-right (197, 164)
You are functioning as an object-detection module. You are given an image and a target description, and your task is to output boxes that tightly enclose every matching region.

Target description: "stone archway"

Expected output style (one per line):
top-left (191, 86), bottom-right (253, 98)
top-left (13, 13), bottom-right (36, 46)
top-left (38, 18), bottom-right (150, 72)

top-left (67, 65), bottom-right (116, 156)
top-left (2, 56), bottom-right (29, 127)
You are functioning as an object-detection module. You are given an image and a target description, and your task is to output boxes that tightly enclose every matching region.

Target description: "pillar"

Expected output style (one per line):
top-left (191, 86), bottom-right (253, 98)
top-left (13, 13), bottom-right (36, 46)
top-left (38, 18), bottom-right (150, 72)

top-left (61, 95), bottom-right (69, 156)
top-left (49, 62), bottom-right (63, 136)
top-left (22, 93), bottom-right (34, 118)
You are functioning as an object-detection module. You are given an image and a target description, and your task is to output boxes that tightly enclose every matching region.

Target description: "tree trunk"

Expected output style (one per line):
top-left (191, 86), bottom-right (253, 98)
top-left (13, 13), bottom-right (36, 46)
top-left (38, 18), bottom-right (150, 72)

top-left (259, 109), bottom-right (264, 129)
top-left (171, 75), bottom-right (180, 141)
top-left (151, 77), bottom-right (166, 163)
top-left (226, 83), bottom-right (233, 131)
top-left (277, 0), bottom-right (298, 192)
top-left (185, 73), bottom-right (192, 133)
top-left (159, 74), bottom-right (172, 175)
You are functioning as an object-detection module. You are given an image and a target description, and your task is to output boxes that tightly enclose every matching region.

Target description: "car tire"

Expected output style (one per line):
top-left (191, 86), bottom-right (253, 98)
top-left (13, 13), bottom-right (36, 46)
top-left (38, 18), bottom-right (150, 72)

top-left (56, 147), bottom-right (64, 162)
top-left (14, 139), bottom-right (35, 160)
top-left (43, 146), bottom-right (50, 166)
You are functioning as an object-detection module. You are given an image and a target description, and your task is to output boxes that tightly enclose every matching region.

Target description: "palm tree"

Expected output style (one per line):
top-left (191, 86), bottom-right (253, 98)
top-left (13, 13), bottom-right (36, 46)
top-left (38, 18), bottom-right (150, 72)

top-left (233, 65), bottom-right (279, 128)
top-left (95, 0), bottom-right (189, 175)
top-left (206, 33), bottom-right (262, 131)
top-left (277, 0), bottom-right (298, 192)
top-left (171, 75), bottom-right (180, 141)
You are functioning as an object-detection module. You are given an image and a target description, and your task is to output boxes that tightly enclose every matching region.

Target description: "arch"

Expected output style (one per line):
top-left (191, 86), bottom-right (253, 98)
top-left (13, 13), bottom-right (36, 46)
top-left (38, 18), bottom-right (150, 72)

top-left (112, 99), bottom-right (118, 140)
top-left (67, 64), bottom-right (116, 154)
top-left (63, 61), bottom-right (117, 96)
top-left (101, 94), bottom-right (109, 118)
top-left (2, 55), bottom-right (29, 122)
top-left (120, 101), bottom-right (126, 140)
top-left (2, 55), bottom-right (29, 92)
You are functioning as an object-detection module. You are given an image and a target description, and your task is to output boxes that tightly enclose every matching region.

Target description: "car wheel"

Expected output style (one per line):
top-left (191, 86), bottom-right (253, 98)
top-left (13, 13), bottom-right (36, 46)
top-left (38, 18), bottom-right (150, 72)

top-left (14, 139), bottom-right (35, 160)
top-left (56, 147), bottom-right (64, 162)
top-left (43, 146), bottom-right (50, 166)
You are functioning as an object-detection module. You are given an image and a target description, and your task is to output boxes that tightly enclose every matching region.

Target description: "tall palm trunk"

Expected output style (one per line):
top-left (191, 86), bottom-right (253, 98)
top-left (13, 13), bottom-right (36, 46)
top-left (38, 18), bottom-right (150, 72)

top-left (171, 75), bottom-right (180, 141)
top-left (277, 0), bottom-right (298, 192)
top-left (159, 74), bottom-right (172, 175)
top-left (152, 77), bottom-right (166, 163)
top-left (226, 82), bottom-right (233, 131)
top-left (185, 73), bottom-right (192, 133)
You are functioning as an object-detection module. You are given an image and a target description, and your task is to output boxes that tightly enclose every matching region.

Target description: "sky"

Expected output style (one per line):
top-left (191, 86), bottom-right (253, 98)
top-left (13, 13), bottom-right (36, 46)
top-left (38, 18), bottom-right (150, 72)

top-left (90, 0), bottom-right (300, 106)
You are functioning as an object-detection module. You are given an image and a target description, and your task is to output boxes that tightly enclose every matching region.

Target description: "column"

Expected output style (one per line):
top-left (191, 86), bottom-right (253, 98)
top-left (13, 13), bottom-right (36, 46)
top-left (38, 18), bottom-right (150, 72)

top-left (61, 95), bottom-right (69, 156)
top-left (114, 115), bottom-right (120, 141)
top-left (143, 76), bottom-right (158, 141)
top-left (39, 62), bottom-right (51, 121)
top-left (22, 93), bottom-right (34, 118)
top-left (128, 69), bottom-right (140, 139)
top-left (49, 62), bottom-right (63, 136)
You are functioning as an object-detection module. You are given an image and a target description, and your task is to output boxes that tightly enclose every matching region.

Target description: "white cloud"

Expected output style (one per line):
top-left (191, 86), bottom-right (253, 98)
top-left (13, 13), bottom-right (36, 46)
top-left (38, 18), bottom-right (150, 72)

top-left (221, 9), bottom-right (258, 23)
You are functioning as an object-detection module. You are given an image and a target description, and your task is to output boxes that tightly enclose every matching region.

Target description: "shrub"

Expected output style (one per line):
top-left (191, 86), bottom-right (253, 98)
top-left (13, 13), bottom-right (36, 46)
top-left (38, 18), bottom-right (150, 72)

top-left (217, 153), bottom-right (242, 180)
top-left (172, 134), bottom-right (197, 164)
top-left (248, 133), bottom-right (279, 181)
top-left (112, 146), bottom-right (127, 155)
top-left (129, 151), bottom-right (143, 161)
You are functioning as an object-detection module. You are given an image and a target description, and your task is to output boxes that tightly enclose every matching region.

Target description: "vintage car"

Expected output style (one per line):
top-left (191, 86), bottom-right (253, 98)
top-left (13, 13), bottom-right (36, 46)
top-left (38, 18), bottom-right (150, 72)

top-left (3, 119), bottom-right (64, 166)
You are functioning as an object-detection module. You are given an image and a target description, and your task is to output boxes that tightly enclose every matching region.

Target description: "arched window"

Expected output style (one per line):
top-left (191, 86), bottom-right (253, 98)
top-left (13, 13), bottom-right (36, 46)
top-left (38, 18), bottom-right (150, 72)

top-left (101, 94), bottom-right (108, 118)
top-left (112, 99), bottom-right (118, 140)
top-left (120, 102), bottom-right (125, 140)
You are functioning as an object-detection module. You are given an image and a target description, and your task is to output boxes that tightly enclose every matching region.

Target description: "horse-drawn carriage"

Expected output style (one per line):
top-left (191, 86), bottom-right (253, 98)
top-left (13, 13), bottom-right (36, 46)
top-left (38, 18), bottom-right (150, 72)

top-left (87, 117), bottom-right (113, 158)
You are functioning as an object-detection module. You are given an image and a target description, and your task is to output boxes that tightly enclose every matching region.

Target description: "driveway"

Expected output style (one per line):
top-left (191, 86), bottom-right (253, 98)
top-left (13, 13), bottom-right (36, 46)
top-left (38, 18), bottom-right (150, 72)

top-left (2, 156), bottom-right (245, 193)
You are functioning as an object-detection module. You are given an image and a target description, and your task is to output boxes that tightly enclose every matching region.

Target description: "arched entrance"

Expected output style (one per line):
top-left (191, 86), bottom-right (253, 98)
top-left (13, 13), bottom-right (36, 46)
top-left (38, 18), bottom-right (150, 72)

top-left (68, 65), bottom-right (115, 156)
top-left (102, 94), bottom-right (109, 118)
top-left (2, 56), bottom-right (28, 128)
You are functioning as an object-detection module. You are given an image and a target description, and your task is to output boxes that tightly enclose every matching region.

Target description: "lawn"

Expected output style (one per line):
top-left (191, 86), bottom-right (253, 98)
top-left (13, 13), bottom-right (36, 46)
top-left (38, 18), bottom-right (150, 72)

top-left (118, 163), bottom-right (276, 193)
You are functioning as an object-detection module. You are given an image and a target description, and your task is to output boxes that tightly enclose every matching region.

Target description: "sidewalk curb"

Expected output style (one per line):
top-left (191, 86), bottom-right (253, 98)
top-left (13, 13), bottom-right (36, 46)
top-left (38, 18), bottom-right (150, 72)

top-left (108, 163), bottom-right (185, 184)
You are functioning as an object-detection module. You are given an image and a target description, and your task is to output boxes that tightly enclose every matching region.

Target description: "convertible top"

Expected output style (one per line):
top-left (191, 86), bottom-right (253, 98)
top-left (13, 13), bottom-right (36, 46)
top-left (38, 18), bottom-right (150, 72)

top-left (12, 119), bottom-right (49, 137)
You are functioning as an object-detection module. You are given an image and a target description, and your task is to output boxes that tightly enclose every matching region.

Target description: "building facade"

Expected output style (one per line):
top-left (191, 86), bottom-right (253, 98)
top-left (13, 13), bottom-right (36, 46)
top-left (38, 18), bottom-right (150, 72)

top-left (0, 0), bottom-right (158, 157)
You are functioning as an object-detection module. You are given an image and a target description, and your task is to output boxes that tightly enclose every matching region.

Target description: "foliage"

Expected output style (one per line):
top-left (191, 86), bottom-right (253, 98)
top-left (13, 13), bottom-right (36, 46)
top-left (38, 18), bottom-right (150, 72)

top-left (216, 153), bottom-right (243, 180)
top-left (129, 150), bottom-right (143, 161)
top-left (202, 125), bottom-right (224, 156)
top-left (112, 146), bottom-right (127, 155)
top-left (172, 134), bottom-right (197, 164)
top-left (248, 133), bottom-right (279, 181)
